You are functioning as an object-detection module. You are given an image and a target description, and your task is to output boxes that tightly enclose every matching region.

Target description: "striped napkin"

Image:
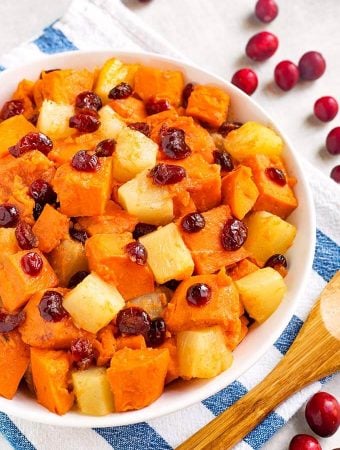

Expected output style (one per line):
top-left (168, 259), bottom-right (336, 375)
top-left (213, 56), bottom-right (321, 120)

top-left (0, 1), bottom-right (339, 449)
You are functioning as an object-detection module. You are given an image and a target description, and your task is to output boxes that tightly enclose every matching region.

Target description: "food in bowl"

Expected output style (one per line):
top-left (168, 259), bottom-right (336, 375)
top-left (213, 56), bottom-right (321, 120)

top-left (0, 57), bottom-right (298, 416)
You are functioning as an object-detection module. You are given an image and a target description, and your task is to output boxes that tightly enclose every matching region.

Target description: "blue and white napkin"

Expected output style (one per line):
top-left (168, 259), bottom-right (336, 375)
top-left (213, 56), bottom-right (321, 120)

top-left (0, 1), bottom-right (339, 449)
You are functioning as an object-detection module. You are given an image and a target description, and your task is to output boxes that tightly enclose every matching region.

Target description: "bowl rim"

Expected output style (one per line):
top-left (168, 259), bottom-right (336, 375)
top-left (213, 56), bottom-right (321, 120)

top-left (0, 49), bottom-right (316, 428)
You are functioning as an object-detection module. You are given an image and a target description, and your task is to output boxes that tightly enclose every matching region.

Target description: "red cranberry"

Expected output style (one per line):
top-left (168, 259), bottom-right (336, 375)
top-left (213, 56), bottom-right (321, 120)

top-left (28, 179), bottom-right (57, 204)
top-left (69, 113), bottom-right (100, 133)
top-left (314, 96), bottom-right (338, 122)
top-left (33, 202), bottom-right (44, 221)
top-left (246, 32), bottom-right (279, 62)
top-left (127, 122), bottom-right (151, 137)
top-left (289, 434), bottom-right (321, 450)
top-left (133, 223), bottom-right (157, 240)
top-left (68, 270), bottom-right (89, 288)
top-left (231, 68), bottom-right (258, 95)
top-left (0, 310), bottom-right (25, 332)
top-left (71, 150), bottom-right (100, 172)
top-left (21, 252), bottom-right (43, 276)
top-left (213, 150), bottom-right (234, 172)
top-left (9, 132), bottom-right (53, 158)
top-left (149, 163), bottom-right (186, 185)
top-left (265, 167), bottom-right (287, 186)
top-left (95, 139), bottom-right (116, 157)
top-left (15, 221), bottom-right (38, 250)
top-left (274, 61), bottom-right (300, 91)
top-left (75, 91), bottom-right (102, 111)
top-left (0, 100), bottom-right (24, 120)
top-left (147, 318), bottom-right (166, 347)
top-left (160, 127), bottom-right (191, 159)
top-left (125, 241), bottom-right (148, 265)
top-left (145, 97), bottom-right (171, 115)
top-left (69, 226), bottom-right (89, 244)
top-left (116, 307), bottom-right (151, 337)
top-left (218, 121), bottom-right (242, 137)
top-left (38, 290), bottom-right (68, 322)
top-left (299, 51), bottom-right (326, 81)
top-left (70, 338), bottom-right (96, 370)
top-left (221, 219), bottom-right (248, 251)
top-left (330, 165), bottom-right (340, 183)
top-left (305, 392), bottom-right (340, 437)
top-left (181, 212), bottom-right (206, 233)
top-left (108, 82), bottom-right (133, 100)
top-left (186, 283), bottom-right (212, 307)
top-left (255, 0), bottom-right (278, 23)
top-left (326, 127), bottom-right (340, 155)
top-left (265, 254), bottom-right (288, 270)
top-left (182, 83), bottom-right (194, 108)
top-left (0, 204), bottom-right (20, 228)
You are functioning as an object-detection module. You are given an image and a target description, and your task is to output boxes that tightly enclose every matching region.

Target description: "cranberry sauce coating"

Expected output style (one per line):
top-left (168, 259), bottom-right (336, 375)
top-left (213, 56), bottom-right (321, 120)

top-left (186, 283), bottom-right (212, 307)
top-left (149, 163), bottom-right (186, 185)
top-left (38, 290), bottom-right (68, 322)
top-left (221, 218), bottom-right (248, 251)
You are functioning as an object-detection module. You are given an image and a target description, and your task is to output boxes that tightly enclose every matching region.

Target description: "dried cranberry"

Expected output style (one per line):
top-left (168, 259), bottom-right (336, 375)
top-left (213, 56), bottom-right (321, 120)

top-left (298, 51), bottom-right (326, 81)
top-left (33, 202), bottom-right (44, 221)
top-left (38, 291), bottom-right (67, 322)
top-left (182, 83), bottom-right (194, 108)
top-left (289, 434), bottom-right (321, 450)
top-left (149, 163), bottom-right (186, 185)
top-left (68, 271), bottom-right (89, 288)
top-left (265, 254), bottom-right (288, 271)
top-left (116, 307), bottom-right (151, 337)
top-left (213, 150), bottom-right (234, 172)
top-left (75, 91), bottom-right (102, 111)
top-left (218, 121), bottom-right (242, 137)
top-left (95, 139), bottom-right (116, 157)
top-left (0, 204), bottom-right (20, 228)
top-left (0, 310), bottom-right (25, 332)
top-left (71, 150), bottom-right (100, 172)
top-left (221, 219), bottom-right (248, 251)
top-left (274, 61), bottom-right (300, 91)
top-left (0, 100), bottom-right (24, 120)
top-left (128, 122), bottom-right (151, 137)
top-left (255, 0), bottom-right (278, 23)
top-left (231, 68), bottom-right (258, 95)
top-left (21, 252), bottom-right (43, 276)
top-left (246, 32), bottom-right (279, 61)
top-left (69, 226), bottom-right (89, 244)
top-left (314, 96), bottom-right (338, 122)
top-left (70, 338), bottom-right (96, 370)
top-left (40, 68), bottom-right (60, 78)
top-left (163, 279), bottom-right (181, 291)
top-left (69, 113), bottom-right (100, 133)
top-left (331, 165), bottom-right (340, 183)
top-left (9, 132), bottom-right (53, 158)
top-left (160, 127), bottom-right (191, 160)
top-left (15, 221), bottom-right (38, 250)
top-left (147, 318), bottom-right (166, 347)
top-left (145, 98), bottom-right (171, 115)
top-left (265, 167), bottom-right (287, 186)
top-left (29, 179), bottom-right (57, 204)
top-left (326, 127), bottom-right (340, 155)
top-left (186, 283), bottom-right (212, 307)
top-left (125, 241), bottom-right (148, 265)
top-left (108, 82), bottom-right (133, 100)
top-left (181, 212), bottom-right (206, 233)
top-left (133, 223), bottom-right (157, 240)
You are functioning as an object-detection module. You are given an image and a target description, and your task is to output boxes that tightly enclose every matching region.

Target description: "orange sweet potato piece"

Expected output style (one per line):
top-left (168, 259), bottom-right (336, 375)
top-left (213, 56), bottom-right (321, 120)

top-left (146, 109), bottom-right (179, 138)
top-left (108, 97), bottom-right (146, 123)
top-left (0, 250), bottom-right (58, 312)
top-left (33, 204), bottom-right (70, 253)
top-left (134, 66), bottom-right (184, 107)
top-left (107, 347), bottom-right (169, 411)
top-left (186, 85), bottom-right (230, 128)
top-left (0, 331), bottom-right (30, 399)
top-left (85, 233), bottom-right (154, 300)
top-left (159, 337), bottom-right (179, 384)
top-left (116, 335), bottom-right (146, 351)
top-left (178, 205), bottom-right (249, 274)
top-left (30, 347), bottom-right (74, 415)
top-left (48, 140), bottom-right (85, 166)
top-left (172, 191), bottom-right (197, 218)
top-left (164, 271), bottom-right (241, 333)
top-left (225, 314), bottom-right (249, 351)
top-left (92, 324), bottom-right (117, 366)
top-left (242, 154), bottom-right (298, 218)
top-left (228, 259), bottom-right (259, 281)
top-left (0, 114), bottom-right (36, 158)
top-left (12, 79), bottom-right (36, 120)
top-left (221, 165), bottom-right (259, 219)
top-left (0, 229), bottom-right (20, 267)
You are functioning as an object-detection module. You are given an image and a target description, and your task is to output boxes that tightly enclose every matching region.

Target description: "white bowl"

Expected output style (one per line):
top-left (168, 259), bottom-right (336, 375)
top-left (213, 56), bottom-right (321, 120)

top-left (0, 50), bottom-right (315, 427)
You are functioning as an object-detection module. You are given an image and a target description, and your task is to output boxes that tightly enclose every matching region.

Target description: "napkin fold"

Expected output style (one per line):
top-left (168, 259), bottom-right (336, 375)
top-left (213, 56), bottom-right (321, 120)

top-left (0, 1), bottom-right (339, 449)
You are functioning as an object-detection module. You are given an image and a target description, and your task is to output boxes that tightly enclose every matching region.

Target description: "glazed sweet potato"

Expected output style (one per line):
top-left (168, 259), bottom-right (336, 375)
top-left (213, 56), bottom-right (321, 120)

top-left (116, 335), bottom-right (146, 351)
top-left (92, 325), bottom-right (117, 366)
top-left (11, 79), bottom-right (35, 120)
top-left (0, 228), bottom-right (19, 267)
top-left (109, 97), bottom-right (146, 123)
top-left (159, 337), bottom-right (180, 384)
top-left (33, 204), bottom-right (69, 253)
top-left (0, 114), bottom-right (36, 158)
top-left (228, 258), bottom-right (259, 281)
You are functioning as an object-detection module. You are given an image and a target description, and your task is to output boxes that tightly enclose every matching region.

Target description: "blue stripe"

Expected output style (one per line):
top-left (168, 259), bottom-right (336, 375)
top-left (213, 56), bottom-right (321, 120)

top-left (33, 25), bottom-right (77, 54)
top-left (320, 374), bottom-right (334, 384)
top-left (94, 422), bottom-right (172, 450)
top-left (244, 411), bottom-right (285, 449)
top-left (0, 412), bottom-right (36, 449)
top-left (0, 66), bottom-right (5, 72)
top-left (274, 314), bottom-right (303, 355)
top-left (313, 229), bottom-right (340, 282)
top-left (202, 380), bottom-right (248, 416)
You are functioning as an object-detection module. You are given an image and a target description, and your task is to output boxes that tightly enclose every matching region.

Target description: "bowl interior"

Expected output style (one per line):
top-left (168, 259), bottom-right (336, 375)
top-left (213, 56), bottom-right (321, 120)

top-left (0, 51), bottom-right (315, 427)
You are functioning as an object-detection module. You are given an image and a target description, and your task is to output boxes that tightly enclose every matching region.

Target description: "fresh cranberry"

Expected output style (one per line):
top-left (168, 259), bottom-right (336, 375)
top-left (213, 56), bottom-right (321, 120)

top-left (213, 150), bottom-right (234, 172)
top-left (15, 221), bottom-right (37, 250)
top-left (133, 223), bottom-right (157, 240)
top-left (147, 318), bottom-right (166, 347)
top-left (221, 219), bottom-right (248, 251)
top-left (265, 167), bottom-right (287, 186)
top-left (186, 283), bottom-right (212, 307)
top-left (69, 113), bottom-right (100, 133)
top-left (67, 270), bottom-right (89, 288)
top-left (69, 226), bottom-right (89, 244)
top-left (182, 83), bottom-right (194, 108)
top-left (116, 307), bottom-right (151, 337)
top-left (108, 82), bottom-right (133, 100)
top-left (274, 61), bottom-right (300, 91)
top-left (265, 254), bottom-right (288, 271)
top-left (289, 434), bottom-right (321, 450)
top-left (128, 122), bottom-right (151, 137)
top-left (160, 127), bottom-right (191, 159)
top-left (33, 202), bottom-right (44, 221)
top-left (305, 392), bottom-right (340, 437)
top-left (38, 291), bottom-right (67, 322)
top-left (0, 204), bottom-right (20, 228)
top-left (218, 121), bottom-right (242, 137)
top-left (246, 32), bottom-right (279, 61)
top-left (75, 91), bottom-right (102, 111)
top-left (9, 132), bottom-right (53, 158)
top-left (330, 165), bottom-right (340, 183)
top-left (231, 68), bottom-right (258, 95)
top-left (181, 212), bottom-right (206, 233)
top-left (314, 96), bottom-right (338, 122)
top-left (145, 98), bottom-right (171, 115)
top-left (299, 51), bottom-right (326, 81)
top-left (125, 241), bottom-right (148, 265)
top-left (326, 127), bottom-right (340, 155)
top-left (28, 179), bottom-right (57, 204)
top-left (21, 252), bottom-right (43, 276)
top-left (0, 310), bottom-right (25, 332)
top-left (95, 139), bottom-right (116, 157)
top-left (255, 0), bottom-right (278, 23)
top-left (0, 100), bottom-right (24, 120)
top-left (70, 338), bottom-right (96, 370)
top-left (149, 163), bottom-right (186, 185)
top-left (71, 150), bottom-right (100, 171)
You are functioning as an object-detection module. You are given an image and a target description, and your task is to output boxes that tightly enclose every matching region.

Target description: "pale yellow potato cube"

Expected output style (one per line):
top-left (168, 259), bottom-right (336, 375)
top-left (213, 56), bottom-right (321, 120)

top-left (98, 105), bottom-right (125, 140)
top-left (37, 99), bottom-right (76, 140)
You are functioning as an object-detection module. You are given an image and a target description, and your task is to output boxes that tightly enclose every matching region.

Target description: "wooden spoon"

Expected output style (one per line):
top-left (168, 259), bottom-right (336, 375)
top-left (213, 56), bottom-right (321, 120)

top-left (177, 271), bottom-right (340, 450)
